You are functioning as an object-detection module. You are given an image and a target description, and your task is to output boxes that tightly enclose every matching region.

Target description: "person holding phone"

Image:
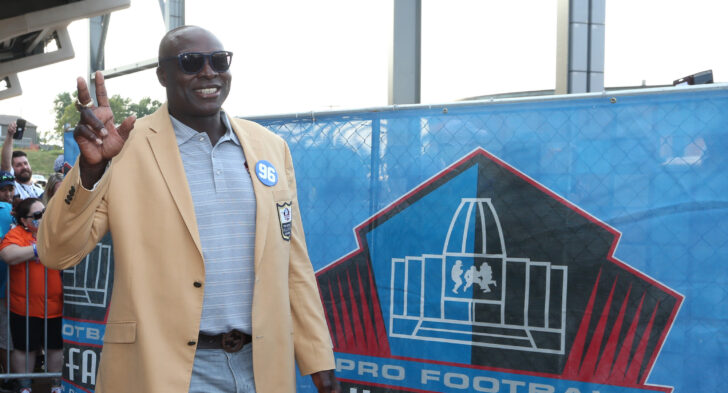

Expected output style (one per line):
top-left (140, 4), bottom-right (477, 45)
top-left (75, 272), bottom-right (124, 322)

top-left (38, 26), bottom-right (338, 393)
top-left (1, 122), bottom-right (43, 200)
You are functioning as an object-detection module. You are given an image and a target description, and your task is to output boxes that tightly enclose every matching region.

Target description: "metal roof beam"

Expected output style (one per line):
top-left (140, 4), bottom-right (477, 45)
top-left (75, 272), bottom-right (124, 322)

top-left (98, 0), bottom-right (184, 82)
top-left (0, 74), bottom-right (22, 100)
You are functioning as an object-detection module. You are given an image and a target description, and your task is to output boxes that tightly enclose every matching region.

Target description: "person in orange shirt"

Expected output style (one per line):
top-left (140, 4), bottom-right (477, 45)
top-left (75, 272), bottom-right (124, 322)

top-left (0, 198), bottom-right (62, 393)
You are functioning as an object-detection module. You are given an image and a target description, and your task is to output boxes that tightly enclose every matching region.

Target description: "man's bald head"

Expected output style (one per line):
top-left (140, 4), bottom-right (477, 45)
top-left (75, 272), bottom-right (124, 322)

top-left (158, 25), bottom-right (220, 59)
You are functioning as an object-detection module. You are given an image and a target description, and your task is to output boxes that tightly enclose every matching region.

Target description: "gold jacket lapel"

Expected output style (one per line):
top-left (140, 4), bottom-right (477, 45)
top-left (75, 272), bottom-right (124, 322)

top-left (229, 116), bottom-right (270, 270)
top-left (145, 104), bottom-right (203, 258)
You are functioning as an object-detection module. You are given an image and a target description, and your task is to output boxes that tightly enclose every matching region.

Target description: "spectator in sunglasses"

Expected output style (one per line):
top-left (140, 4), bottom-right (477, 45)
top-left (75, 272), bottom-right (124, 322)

top-left (38, 25), bottom-right (338, 393)
top-left (0, 198), bottom-right (63, 393)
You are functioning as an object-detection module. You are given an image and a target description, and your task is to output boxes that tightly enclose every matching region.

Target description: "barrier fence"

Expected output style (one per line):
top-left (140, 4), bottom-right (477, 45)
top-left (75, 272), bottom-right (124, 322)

top-left (251, 84), bottom-right (728, 393)
top-left (0, 263), bottom-right (62, 391)
top-left (53, 84), bottom-right (728, 392)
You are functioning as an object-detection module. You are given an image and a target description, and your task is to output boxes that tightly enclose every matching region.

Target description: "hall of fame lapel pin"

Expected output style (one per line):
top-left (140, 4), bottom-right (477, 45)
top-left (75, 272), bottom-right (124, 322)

top-left (277, 202), bottom-right (292, 241)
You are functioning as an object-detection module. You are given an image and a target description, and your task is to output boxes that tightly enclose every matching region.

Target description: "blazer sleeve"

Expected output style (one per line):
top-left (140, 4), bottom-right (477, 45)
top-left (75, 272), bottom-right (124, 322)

top-left (283, 141), bottom-right (336, 375)
top-left (37, 158), bottom-right (111, 270)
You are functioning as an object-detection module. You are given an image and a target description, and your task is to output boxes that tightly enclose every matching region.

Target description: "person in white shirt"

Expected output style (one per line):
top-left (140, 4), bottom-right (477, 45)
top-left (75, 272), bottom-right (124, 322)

top-left (1, 123), bottom-right (43, 200)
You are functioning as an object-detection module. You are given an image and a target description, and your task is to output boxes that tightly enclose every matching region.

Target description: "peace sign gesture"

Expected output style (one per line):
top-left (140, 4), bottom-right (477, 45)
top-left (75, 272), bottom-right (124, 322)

top-left (73, 71), bottom-right (136, 187)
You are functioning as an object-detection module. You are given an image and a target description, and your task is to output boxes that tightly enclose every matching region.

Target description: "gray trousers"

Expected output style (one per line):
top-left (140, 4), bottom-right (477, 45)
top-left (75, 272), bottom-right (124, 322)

top-left (189, 344), bottom-right (256, 393)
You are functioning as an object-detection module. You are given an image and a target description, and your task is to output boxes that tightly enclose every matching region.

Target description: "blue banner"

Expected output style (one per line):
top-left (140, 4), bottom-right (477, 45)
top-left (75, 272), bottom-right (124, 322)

top-left (60, 233), bottom-right (113, 393)
top-left (63, 129), bottom-right (79, 168)
top-left (255, 85), bottom-right (728, 393)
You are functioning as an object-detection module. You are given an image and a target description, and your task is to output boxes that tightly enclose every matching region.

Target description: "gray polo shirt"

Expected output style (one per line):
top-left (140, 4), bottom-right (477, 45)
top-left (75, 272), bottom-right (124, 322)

top-left (171, 113), bottom-right (256, 335)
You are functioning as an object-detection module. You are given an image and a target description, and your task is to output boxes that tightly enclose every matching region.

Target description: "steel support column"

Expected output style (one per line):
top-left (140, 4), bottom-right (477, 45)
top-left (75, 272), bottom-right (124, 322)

top-left (555, 0), bottom-right (605, 94)
top-left (159, 0), bottom-right (185, 31)
top-left (89, 14), bottom-right (111, 100)
top-left (388, 0), bottom-right (421, 105)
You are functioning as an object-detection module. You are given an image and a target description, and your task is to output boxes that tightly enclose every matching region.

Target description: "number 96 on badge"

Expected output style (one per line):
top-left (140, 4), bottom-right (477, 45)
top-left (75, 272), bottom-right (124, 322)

top-left (255, 160), bottom-right (278, 186)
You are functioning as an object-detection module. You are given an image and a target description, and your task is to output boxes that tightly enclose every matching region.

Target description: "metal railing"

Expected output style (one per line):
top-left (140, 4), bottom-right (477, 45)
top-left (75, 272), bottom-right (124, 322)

top-left (0, 262), bottom-right (62, 384)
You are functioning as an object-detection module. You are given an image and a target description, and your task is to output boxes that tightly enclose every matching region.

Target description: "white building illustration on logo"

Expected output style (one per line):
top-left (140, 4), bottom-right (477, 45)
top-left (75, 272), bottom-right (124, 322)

top-left (63, 242), bottom-right (112, 308)
top-left (389, 198), bottom-right (568, 354)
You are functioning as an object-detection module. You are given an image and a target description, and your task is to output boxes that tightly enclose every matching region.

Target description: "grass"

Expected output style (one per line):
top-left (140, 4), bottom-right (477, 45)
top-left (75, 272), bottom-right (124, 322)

top-left (19, 149), bottom-right (64, 179)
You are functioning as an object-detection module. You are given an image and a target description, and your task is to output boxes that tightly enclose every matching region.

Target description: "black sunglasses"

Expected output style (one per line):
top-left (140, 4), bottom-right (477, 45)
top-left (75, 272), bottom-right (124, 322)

top-left (26, 209), bottom-right (45, 220)
top-left (160, 51), bottom-right (233, 74)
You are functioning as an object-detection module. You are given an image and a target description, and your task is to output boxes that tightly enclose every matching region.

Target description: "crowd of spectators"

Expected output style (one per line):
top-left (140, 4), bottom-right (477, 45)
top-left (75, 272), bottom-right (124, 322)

top-left (0, 122), bottom-right (64, 393)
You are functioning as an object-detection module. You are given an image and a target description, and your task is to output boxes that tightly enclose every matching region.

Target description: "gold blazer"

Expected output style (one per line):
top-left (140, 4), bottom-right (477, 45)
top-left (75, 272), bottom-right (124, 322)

top-left (38, 103), bottom-right (334, 392)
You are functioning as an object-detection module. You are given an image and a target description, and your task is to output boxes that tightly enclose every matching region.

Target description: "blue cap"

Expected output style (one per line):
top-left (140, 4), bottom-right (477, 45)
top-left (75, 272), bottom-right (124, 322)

top-left (54, 154), bottom-right (65, 172)
top-left (0, 171), bottom-right (14, 188)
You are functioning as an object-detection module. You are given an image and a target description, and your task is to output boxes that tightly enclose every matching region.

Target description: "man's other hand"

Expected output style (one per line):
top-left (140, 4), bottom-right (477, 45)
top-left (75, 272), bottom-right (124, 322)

top-left (311, 369), bottom-right (340, 393)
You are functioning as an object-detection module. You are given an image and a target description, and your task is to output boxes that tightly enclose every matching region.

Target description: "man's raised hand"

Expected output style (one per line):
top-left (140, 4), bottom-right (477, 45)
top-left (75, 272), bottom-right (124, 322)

top-left (5, 122), bottom-right (16, 139)
top-left (73, 71), bottom-right (136, 187)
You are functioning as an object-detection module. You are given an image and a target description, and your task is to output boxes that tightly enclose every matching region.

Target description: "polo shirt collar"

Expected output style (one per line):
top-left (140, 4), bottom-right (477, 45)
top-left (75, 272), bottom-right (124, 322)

top-left (169, 111), bottom-right (240, 147)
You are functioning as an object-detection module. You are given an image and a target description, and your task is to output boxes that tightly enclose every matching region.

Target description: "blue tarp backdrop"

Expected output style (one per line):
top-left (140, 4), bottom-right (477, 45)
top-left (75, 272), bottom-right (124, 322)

top-left (254, 85), bottom-right (727, 393)
top-left (62, 85), bottom-right (727, 392)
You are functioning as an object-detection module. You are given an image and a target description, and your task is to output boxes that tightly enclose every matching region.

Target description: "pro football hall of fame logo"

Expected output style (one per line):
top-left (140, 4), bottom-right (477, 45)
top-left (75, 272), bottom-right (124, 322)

top-left (317, 148), bottom-right (682, 393)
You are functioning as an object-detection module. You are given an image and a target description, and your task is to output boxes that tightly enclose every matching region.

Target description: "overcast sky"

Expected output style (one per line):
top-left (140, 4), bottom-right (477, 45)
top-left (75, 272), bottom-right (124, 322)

top-left (1, 0), bottom-right (727, 135)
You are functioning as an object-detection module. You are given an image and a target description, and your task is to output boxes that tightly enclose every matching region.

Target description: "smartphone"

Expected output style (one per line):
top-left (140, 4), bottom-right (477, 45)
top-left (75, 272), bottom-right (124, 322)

top-left (13, 118), bottom-right (25, 140)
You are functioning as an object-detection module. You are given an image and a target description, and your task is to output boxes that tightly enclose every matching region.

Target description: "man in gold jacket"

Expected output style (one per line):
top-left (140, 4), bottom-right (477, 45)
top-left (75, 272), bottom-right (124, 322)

top-left (38, 26), bottom-right (338, 393)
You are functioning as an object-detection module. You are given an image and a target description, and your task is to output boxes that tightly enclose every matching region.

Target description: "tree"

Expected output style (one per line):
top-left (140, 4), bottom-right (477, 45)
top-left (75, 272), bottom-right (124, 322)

top-left (52, 92), bottom-right (162, 139)
top-left (53, 91), bottom-right (79, 135)
top-left (128, 97), bottom-right (162, 118)
top-left (109, 95), bottom-right (132, 122)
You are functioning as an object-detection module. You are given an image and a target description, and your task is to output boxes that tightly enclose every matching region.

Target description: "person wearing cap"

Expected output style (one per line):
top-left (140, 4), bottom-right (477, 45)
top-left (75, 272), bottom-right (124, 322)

top-left (53, 155), bottom-right (64, 174)
top-left (38, 26), bottom-right (338, 393)
top-left (0, 172), bottom-right (15, 206)
top-left (0, 171), bottom-right (15, 378)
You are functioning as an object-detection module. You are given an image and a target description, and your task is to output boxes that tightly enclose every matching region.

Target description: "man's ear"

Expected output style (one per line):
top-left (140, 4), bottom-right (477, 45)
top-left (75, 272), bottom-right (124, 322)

top-left (156, 66), bottom-right (167, 87)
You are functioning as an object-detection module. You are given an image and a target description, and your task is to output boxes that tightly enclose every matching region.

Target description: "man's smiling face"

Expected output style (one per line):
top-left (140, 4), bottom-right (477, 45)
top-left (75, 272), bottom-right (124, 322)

top-left (157, 27), bottom-right (231, 119)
